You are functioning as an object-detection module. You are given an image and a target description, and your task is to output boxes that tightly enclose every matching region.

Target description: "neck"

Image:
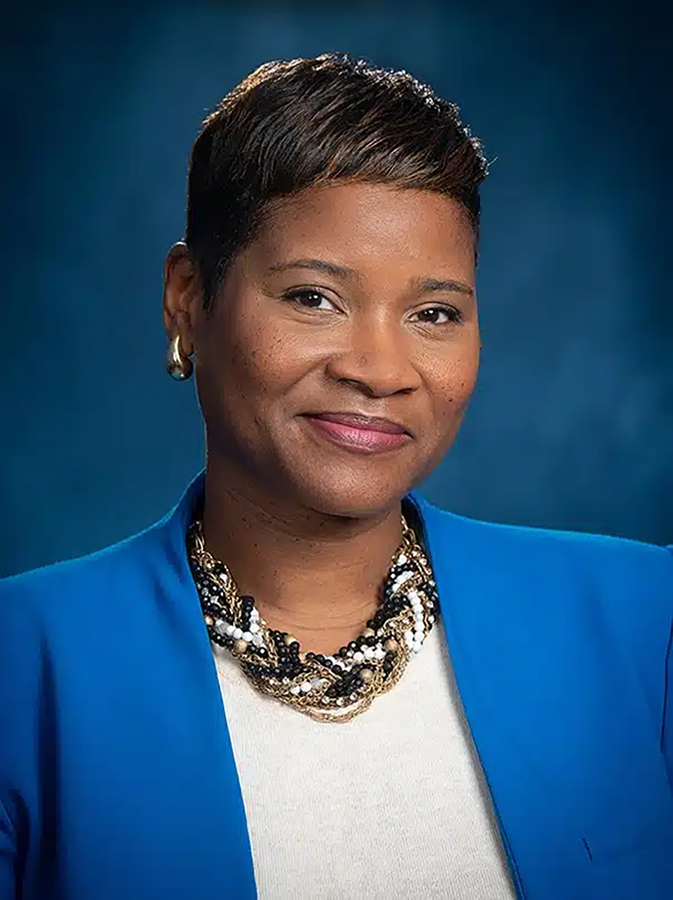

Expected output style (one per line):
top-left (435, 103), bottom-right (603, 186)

top-left (199, 461), bottom-right (405, 655)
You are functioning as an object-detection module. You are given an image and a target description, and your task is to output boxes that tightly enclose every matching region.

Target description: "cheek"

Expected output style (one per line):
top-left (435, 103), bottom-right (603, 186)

top-left (214, 314), bottom-right (280, 392)
top-left (431, 339), bottom-right (480, 413)
top-left (205, 318), bottom-right (307, 433)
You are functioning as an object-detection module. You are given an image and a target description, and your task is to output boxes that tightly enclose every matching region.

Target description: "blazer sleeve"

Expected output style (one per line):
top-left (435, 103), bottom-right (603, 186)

top-left (0, 574), bottom-right (45, 900)
top-left (0, 797), bottom-right (16, 900)
top-left (663, 546), bottom-right (673, 789)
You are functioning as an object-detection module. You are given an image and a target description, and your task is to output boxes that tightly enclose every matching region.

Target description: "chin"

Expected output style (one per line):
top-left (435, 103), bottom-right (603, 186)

top-left (288, 467), bottom-right (412, 519)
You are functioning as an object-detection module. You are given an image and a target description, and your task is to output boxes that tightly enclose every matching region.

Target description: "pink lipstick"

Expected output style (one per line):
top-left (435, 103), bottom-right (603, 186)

top-left (302, 414), bottom-right (411, 454)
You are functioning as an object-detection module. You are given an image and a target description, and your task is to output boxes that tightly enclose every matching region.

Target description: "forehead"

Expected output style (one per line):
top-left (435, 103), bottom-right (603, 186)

top-left (246, 182), bottom-right (475, 275)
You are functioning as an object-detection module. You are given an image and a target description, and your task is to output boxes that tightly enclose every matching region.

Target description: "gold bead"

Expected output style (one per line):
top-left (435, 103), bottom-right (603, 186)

top-left (233, 639), bottom-right (249, 655)
top-left (384, 638), bottom-right (399, 652)
top-left (204, 615), bottom-right (214, 626)
top-left (359, 668), bottom-right (374, 683)
top-left (284, 634), bottom-right (298, 646)
top-left (362, 628), bottom-right (376, 638)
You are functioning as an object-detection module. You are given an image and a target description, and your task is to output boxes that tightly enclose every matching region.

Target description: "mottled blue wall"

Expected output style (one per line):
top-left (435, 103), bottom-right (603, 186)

top-left (3, 2), bottom-right (671, 576)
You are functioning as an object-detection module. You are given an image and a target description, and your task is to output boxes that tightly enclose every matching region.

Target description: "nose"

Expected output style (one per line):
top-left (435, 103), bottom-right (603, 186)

top-left (325, 320), bottom-right (421, 398)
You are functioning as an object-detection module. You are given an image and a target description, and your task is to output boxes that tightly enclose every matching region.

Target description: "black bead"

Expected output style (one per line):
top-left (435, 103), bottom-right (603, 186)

top-left (348, 641), bottom-right (358, 651)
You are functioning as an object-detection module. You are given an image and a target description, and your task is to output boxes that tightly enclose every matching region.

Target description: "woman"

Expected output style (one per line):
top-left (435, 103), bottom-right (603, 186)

top-left (1, 51), bottom-right (671, 900)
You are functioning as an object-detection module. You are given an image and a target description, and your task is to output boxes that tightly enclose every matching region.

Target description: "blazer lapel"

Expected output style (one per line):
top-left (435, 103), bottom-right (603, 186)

top-left (153, 470), bottom-right (258, 898)
top-left (408, 490), bottom-right (673, 900)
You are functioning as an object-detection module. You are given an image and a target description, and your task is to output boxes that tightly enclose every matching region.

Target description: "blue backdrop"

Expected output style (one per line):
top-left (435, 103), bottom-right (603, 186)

top-left (3, 1), bottom-right (671, 577)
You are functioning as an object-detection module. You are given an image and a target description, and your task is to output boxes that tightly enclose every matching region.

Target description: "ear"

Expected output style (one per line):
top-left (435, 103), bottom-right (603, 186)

top-left (162, 242), bottom-right (201, 354)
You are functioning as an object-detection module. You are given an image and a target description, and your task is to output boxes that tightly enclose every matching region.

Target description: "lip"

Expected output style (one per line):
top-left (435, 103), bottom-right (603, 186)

top-left (302, 412), bottom-right (410, 435)
top-left (301, 414), bottom-right (411, 455)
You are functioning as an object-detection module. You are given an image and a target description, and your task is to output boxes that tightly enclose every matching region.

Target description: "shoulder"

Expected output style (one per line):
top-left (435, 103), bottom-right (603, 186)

top-left (0, 523), bottom-right (163, 635)
top-left (0, 475), bottom-right (198, 617)
top-left (416, 497), bottom-right (673, 711)
top-left (420, 495), bottom-right (673, 584)
top-left (0, 526), bottom-right (168, 785)
top-left (414, 493), bottom-right (673, 632)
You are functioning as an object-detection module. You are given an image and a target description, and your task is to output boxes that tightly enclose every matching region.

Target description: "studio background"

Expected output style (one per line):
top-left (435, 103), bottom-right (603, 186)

top-left (2, 1), bottom-right (671, 578)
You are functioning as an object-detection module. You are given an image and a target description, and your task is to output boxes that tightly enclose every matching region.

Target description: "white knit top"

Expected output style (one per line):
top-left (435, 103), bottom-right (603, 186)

top-left (213, 617), bottom-right (517, 899)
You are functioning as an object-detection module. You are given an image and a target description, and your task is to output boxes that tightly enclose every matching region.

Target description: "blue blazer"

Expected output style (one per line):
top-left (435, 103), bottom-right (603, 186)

top-left (1, 470), bottom-right (672, 900)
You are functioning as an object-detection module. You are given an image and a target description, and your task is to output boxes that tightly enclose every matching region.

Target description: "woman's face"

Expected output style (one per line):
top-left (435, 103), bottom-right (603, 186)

top-left (180, 181), bottom-right (479, 517)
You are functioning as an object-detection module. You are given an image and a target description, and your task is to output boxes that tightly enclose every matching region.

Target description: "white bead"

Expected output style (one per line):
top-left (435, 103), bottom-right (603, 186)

top-left (300, 681), bottom-right (312, 693)
top-left (214, 619), bottom-right (227, 635)
top-left (398, 554), bottom-right (407, 564)
top-left (249, 622), bottom-right (260, 633)
top-left (290, 685), bottom-right (301, 695)
top-left (393, 571), bottom-right (413, 592)
top-left (242, 632), bottom-right (252, 642)
top-left (353, 652), bottom-right (364, 662)
top-left (363, 648), bottom-right (375, 659)
top-left (310, 678), bottom-right (323, 688)
top-left (429, 615), bottom-right (435, 624)
top-left (233, 628), bottom-right (243, 640)
top-left (374, 648), bottom-right (385, 660)
top-left (225, 624), bottom-right (236, 637)
top-left (251, 633), bottom-right (264, 647)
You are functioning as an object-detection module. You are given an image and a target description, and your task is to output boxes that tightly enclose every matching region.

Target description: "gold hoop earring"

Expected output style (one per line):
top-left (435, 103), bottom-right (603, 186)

top-left (166, 333), bottom-right (193, 381)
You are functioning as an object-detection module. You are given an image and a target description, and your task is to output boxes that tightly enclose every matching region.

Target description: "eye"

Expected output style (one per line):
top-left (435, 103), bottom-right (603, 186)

top-left (412, 305), bottom-right (463, 326)
top-left (281, 288), bottom-right (338, 312)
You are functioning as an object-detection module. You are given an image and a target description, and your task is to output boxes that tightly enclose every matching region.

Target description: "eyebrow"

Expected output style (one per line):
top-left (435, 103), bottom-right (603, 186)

top-left (266, 258), bottom-right (474, 296)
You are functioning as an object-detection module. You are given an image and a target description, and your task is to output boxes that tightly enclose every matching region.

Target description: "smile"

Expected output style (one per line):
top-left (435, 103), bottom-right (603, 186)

top-left (301, 415), bottom-right (411, 455)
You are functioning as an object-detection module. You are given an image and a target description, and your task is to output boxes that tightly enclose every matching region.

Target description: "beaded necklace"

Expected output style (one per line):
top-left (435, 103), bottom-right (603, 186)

top-left (186, 505), bottom-right (439, 722)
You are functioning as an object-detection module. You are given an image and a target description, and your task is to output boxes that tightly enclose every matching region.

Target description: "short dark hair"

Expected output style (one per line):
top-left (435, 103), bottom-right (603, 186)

top-left (185, 51), bottom-right (488, 311)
